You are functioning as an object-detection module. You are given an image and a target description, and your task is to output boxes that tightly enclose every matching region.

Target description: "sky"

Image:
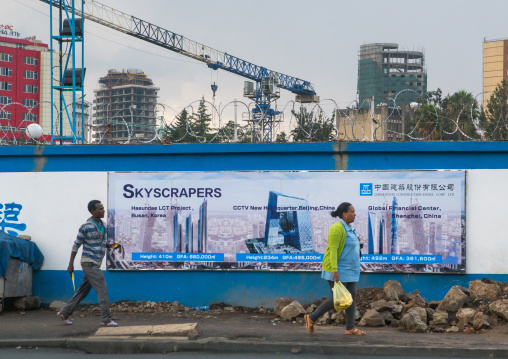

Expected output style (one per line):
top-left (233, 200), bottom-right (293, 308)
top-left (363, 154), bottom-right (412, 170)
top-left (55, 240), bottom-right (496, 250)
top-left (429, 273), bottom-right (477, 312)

top-left (4, 0), bottom-right (508, 129)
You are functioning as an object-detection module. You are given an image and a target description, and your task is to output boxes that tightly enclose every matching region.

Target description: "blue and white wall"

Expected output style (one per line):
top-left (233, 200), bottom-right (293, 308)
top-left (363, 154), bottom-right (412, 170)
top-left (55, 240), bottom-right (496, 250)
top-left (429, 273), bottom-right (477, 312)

top-left (0, 142), bottom-right (507, 306)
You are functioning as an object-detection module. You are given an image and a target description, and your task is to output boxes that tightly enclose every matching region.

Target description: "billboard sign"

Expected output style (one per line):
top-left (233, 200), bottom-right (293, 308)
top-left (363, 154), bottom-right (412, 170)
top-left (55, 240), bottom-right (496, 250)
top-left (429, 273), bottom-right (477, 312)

top-left (107, 171), bottom-right (465, 273)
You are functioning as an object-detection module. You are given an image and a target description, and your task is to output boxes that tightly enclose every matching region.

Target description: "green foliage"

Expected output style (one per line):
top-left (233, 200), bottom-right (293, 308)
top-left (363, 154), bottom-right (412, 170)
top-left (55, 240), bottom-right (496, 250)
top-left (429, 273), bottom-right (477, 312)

top-left (413, 88), bottom-right (481, 140)
top-left (215, 120), bottom-right (251, 143)
top-left (162, 108), bottom-right (191, 143)
top-left (275, 131), bottom-right (288, 143)
top-left (191, 97), bottom-right (214, 142)
top-left (483, 80), bottom-right (508, 140)
top-left (290, 108), bottom-right (336, 142)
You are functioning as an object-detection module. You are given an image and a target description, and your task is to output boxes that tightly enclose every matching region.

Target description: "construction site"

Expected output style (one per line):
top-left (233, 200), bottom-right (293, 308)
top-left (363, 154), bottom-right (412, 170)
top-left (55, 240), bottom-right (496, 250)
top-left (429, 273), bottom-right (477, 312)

top-left (92, 69), bottom-right (159, 143)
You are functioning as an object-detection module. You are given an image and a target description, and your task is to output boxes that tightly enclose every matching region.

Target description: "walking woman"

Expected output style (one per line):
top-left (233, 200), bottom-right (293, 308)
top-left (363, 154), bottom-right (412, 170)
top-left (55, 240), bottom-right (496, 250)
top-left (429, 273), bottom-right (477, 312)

top-left (304, 202), bottom-right (366, 335)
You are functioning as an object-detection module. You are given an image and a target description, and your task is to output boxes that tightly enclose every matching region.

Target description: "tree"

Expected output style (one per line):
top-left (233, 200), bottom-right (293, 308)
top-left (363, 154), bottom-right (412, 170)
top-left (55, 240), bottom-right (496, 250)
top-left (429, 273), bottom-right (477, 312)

top-left (483, 80), bottom-right (508, 140)
top-left (162, 109), bottom-right (192, 143)
top-left (215, 120), bottom-right (251, 143)
top-left (412, 88), bottom-right (481, 140)
top-left (290, 108), bottom-right (336, 142)
top-left (275, 131), bottom-right (288, 143)
top-left (443, 90), bottom-right (480, 140)
top-left (191, 97), bottom-right (214, 142)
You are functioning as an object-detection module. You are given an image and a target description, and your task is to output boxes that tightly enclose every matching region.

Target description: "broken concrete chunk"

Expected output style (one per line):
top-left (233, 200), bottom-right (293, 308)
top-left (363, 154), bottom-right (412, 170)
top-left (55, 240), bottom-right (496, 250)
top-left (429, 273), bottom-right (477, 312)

top-left (437, 286), bottom-right (468, 312)
top-left (280, 301), bottom-right (306, 321)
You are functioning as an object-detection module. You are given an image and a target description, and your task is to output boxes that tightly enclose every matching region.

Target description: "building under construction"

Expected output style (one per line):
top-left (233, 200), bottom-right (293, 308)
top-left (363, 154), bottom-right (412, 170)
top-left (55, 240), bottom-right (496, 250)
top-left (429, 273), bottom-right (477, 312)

top-left (93, 69), bottom-right (159, 143)
top-left (357, 43), bottom-right (427, 108)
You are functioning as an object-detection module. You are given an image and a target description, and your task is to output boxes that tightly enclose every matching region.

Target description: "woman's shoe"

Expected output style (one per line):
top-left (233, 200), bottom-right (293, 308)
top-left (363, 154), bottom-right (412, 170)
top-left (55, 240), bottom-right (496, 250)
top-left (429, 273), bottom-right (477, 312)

top-left (345, 328), bottom-right (366, 335)
top-left (304, 314), bottom-right (315, 334)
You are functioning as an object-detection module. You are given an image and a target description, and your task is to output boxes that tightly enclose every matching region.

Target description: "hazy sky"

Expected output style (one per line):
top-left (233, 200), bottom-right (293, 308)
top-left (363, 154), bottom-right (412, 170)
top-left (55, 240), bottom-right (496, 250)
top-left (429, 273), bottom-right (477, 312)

top-left (5, 0), bottom-right (508, 127)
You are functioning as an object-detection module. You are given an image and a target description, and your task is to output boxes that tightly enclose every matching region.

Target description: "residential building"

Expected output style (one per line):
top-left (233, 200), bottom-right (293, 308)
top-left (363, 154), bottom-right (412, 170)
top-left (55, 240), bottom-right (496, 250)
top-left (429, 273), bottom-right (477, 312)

top-left (93, 69), bottom-right (159, 143)
top-left (357, 43), bottom-right (427, 108)
top-left (483, 38), bottom-right (508, 105)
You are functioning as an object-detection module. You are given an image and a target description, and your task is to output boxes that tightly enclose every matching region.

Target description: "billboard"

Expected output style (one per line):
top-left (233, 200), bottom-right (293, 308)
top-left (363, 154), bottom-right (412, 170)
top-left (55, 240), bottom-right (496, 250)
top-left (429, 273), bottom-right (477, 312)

top-left (107, 171), bottom-right (465, 273)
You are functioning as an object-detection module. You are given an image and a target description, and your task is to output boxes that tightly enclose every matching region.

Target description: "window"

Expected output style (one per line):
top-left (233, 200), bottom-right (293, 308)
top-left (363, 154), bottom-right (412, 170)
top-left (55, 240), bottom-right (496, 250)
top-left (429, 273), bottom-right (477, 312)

top-left (22, 113), bottom-right (37, 122)
top-left (0, 53), bottom-right (13, 62)
top-left (23, 84), bottom-right (38, 94)
top-left (0, 67), bottom-right (12, 77)
top-left (0, 82), bottom-right (12, 91)
top-left (0, 110), bottom-right (11, 120)
top-left (23, 57), bottom-right (38, 66)
top-left (0, 96), bottom-right (11, 105)
top-left (22, 98), bottom-right (37, 107)
top-left (23, 70), bottom-right (38, 80)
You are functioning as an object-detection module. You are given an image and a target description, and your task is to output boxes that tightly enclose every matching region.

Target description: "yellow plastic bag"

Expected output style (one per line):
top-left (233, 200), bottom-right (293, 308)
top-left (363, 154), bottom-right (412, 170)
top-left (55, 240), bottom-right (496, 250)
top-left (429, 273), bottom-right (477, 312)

top-left (333, 281), bottom-right (353, 312)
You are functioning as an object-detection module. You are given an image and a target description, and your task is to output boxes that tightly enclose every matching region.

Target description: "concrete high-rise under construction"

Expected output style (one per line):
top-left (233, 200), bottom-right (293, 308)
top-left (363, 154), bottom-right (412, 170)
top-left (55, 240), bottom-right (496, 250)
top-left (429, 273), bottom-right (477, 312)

top-left (93, 69), bottom-right (159, 143)
top-left (357, 43), bottom-right (427, 107)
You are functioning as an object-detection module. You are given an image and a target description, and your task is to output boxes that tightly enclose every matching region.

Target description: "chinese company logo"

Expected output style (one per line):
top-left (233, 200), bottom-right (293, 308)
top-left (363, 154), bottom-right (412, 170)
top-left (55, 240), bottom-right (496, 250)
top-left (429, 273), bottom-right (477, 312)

top-left (360, 183), bottom-right (373, 196)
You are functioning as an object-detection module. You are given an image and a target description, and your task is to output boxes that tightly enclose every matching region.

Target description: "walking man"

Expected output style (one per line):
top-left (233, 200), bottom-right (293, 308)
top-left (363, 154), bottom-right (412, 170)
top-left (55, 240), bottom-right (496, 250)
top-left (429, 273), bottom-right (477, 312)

top-left (58, 200), bottom-right (118, 327)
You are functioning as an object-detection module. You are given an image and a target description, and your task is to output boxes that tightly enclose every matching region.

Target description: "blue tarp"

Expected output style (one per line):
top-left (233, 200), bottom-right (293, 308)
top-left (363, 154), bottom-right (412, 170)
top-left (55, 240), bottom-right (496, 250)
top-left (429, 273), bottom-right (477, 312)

top-left (0, 231), bottom-right (44, 278)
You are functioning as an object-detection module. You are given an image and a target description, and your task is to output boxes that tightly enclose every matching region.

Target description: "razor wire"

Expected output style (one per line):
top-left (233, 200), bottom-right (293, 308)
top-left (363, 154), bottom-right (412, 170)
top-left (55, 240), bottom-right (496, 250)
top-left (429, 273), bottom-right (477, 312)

top-left (0, 88), bottom-right (507, 145)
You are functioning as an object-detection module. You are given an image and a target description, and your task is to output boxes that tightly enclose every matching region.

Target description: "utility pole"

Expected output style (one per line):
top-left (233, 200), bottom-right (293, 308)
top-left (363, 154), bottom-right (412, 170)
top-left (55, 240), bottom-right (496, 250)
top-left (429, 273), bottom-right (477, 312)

top-left (370, 96), bottom-right (375, 141)
top-left (234, 99), bottom-right (238, 142)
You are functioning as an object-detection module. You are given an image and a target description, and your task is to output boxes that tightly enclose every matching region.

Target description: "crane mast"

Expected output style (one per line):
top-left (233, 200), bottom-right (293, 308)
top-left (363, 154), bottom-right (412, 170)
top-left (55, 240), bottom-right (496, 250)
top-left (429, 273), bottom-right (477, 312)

top-left (40, 0), bottom-right (318, 142)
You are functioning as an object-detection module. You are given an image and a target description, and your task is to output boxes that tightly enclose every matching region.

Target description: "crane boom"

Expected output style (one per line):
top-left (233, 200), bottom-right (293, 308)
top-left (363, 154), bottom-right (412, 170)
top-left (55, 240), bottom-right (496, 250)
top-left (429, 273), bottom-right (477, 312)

top-left (39, 0), bottom-right (316, 96)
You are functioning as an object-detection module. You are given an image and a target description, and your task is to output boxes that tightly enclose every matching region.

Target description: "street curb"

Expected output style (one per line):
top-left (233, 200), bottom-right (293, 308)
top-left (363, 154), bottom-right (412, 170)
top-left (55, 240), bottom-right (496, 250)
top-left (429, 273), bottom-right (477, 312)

top-left (1, 338), bottom-right (507, 357)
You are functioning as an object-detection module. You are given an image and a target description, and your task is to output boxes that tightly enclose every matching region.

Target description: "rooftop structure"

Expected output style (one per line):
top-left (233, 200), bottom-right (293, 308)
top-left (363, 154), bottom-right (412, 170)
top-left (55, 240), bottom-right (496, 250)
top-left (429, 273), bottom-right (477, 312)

top-left (336, 104), bottom-right (416, 142)
top-left (93, 69), bottom-right (159, 143)
top-left (357, 43), bottom-right (427, 108)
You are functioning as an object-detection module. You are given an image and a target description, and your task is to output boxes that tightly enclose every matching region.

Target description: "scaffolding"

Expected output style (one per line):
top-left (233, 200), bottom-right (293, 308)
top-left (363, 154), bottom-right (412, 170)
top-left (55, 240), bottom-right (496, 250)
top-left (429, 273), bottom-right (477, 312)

top-left (92, 69), bottom-right (159, 143)
top-left (357, 43), bottom-right (427, 108)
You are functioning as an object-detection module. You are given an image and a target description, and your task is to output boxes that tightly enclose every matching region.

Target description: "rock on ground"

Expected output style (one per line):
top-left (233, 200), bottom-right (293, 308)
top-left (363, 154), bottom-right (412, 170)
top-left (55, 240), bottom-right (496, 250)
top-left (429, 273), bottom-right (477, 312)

top-left (274, 297), bottom-right (295, 316)
top-left (280, 301), bottom-right (306, 321)
top-left (472, 312), bottom-right (490, 331)
top-left (399, 311), bottom-right (428, 333)
top-left (358, 309), bottom-right (385, 327)
top-left (438, 286), bottom-right (468, 312)
top-left (456, 307), bottom-right (476, 323)
top-left (406, 294), bottom-right (427, 310)
top-left (384, 280), bottom-right (405, 301)
top-left (469, 280), bottom-right (499, 301)
top-left (489, 299), bottom-right (508, 321)
top-left (408, 307), bottom-right (427, 324)
top-left (14, 296), bottom-right (40, 311)
top-left (370, 299), bottom-right (395, 312)
top-left (431, 310), bottom-right (448, 326)
top-left (49, 300), bottom-right (66, 311)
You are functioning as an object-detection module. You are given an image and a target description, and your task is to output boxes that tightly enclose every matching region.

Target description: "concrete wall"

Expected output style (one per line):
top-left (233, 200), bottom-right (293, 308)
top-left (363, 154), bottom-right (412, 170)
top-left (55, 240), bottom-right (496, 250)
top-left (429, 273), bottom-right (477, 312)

top-left (1, 141), bottom-right (508, 307)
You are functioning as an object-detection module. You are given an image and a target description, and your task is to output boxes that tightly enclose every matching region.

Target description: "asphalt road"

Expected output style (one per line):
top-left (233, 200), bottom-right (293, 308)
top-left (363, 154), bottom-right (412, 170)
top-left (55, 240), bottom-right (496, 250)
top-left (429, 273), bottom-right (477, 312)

top-left (0, 347), bottom-right (479, 359)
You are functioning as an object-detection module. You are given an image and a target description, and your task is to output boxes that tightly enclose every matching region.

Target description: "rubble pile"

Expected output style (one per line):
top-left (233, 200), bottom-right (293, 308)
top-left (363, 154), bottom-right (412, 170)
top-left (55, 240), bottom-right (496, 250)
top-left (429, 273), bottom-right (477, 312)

top-left (47, 299), bottom-right (273, 318)
top-left (274, 278), bottom-right (508, 334)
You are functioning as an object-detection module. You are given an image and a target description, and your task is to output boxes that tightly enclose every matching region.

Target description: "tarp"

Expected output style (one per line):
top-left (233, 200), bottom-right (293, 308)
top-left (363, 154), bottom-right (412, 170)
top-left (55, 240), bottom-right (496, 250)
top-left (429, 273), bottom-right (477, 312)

top-left (0, 231), bottom-right (44, 278)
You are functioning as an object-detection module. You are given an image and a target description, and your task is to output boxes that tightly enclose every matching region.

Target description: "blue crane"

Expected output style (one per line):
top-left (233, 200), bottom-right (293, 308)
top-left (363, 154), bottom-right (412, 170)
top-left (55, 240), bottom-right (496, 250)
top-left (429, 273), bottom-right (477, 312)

top-left (39, 0), bottom-right (319, 142)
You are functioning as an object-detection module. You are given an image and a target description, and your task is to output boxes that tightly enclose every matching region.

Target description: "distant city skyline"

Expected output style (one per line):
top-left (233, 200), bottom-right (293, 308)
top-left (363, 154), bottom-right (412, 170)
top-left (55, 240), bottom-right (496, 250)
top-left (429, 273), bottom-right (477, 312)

top-left (5, 0), bottom-right (508, 130)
